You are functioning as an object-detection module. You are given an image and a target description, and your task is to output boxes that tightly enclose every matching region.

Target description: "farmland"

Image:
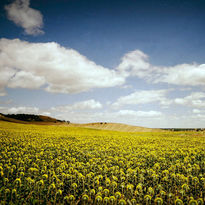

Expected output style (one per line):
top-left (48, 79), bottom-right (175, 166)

top-left (0, 121), bottom-right (204, 204)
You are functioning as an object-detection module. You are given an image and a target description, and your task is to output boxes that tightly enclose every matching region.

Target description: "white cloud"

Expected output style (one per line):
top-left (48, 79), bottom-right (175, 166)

top-left (114, 91), bottom-right (205, 110)
top-left (0, 106), bottom-right (53, 116)
top-left (1, 41), bottom-right (205, 96)
top-left (6, 106), bottom-right (39, 114)
top-left (113, 90), bottom-right (205, 110)
top-left (5, 0), bottom-right (44, 35)
top-left (174, 92), bottom-right (205, 108)
top-left (112, 89), bottom-right (171, 108)
top-left (0, 67), bottom-right (16, 96)
top-left (8, 71), bottom-right (45, 89)
top-left (192, 109), bottom-right (201, 114)
top-left (117, 50), bottom-right (151, 78)
top-left (0, 38), bottom-right (125, 94)
top-left (52, 99), bottom-right (102, 112)
top-left (154, 63), bottom-right (205, 86)
top-left (117, 50), bottom-right (205, 87)
top-left (117, 109), bottom-right (162, 117)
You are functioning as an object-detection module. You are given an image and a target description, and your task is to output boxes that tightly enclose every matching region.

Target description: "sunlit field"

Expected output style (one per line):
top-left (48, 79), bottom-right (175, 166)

top-left (0, 121), bottom-right (204, 205)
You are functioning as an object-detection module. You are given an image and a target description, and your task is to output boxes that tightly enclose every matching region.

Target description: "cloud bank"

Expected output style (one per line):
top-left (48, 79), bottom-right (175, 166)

top-left (5, 0), bottom-right (44, 35)
top-left (117, 50), bottom-right (205, 87)
top-left (117, 109), bottom-right (162, 118)
top-left (52, 99), bottom-right (103, 112)
top-left (112, 89), bottom-right (171, 108)
top-left (0, 106), bottom-right (39, 114)
top-left (0, 38), bottom-right (125, 95)
top-left (1, 38), bottom-right (205, 101)
top-left (174, 92), bottom-right (205, 108)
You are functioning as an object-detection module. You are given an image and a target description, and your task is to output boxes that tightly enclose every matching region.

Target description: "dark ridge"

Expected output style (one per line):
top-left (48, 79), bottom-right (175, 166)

top-left (0, 113), bottom-right (70, 123)
top-left (5, 114), bottom-right (44, 122)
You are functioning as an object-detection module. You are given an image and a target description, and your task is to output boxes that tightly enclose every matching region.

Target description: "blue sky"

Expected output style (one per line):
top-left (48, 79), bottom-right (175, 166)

top-left (1, 0), bottom-right (205, 128)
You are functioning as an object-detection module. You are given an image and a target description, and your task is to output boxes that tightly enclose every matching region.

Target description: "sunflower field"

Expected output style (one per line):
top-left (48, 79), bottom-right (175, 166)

top-left (0, 121), bottom-right (204, 204)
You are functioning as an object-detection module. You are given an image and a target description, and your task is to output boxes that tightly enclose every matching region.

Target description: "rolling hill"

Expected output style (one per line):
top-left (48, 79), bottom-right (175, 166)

top-left (0, 113), bottom-right (159, 132)
top-left (0, 113), bottom-right (67, 125)
top-left (68, 122), bottom-right (160, 132)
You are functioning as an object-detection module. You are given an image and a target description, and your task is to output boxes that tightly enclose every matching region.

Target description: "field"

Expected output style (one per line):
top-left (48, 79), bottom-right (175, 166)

top-left (0, 121), bottom-right (204, 205)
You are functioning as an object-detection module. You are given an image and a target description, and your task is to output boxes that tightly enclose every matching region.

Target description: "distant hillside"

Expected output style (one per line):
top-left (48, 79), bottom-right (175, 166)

top-left (0, 113), bottom-right (69, 124)
top-left (0, 113), bottom-right (160, 132)
top-left (69, 122), bottom-right (161, 132)
top-left (0, 113), bottom-right (29, 124)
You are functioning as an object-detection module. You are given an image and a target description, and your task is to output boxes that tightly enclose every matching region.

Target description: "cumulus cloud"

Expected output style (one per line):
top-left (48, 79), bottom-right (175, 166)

top-left (52, 99), bottom-right (103, 112)
top-left (0, 38), bottom-right (125, 94)
top-left (0, 106), bottom-right (52, 116)
top-left (117, 50), bottom-right (151, 78)
top-left (5, 0), bottom-right (44, 35)
top-left (0, 67), bottom-right (16, 96)
top-left (117, 50), bottom-right (205, 87)
top-left (1, 39), bottom-right (205, 98)
top-left (113, 90), bottom-right (205, 110)
top-left (192, 109), bottom-right (201, 114)
top-left (154, 63), bottom-right (205, 86)
top-left (112, 89), bottom-right (171, 108)
top-left (174, 92), bottom-right (205, 108)
top-left (8, 71), bottom-right (45, 89)
top-left (0, 106), bottom-right (39, 114)
top-left (117, 109), bottom-right (162, 117)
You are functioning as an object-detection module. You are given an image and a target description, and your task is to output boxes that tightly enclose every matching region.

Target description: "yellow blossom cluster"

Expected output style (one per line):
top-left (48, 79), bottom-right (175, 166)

top-left (0, 121), bottom-right (204, 204)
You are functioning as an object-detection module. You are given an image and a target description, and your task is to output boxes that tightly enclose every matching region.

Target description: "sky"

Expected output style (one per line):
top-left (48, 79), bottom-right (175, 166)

top-left (1, 0), bottom-right (205, 128)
